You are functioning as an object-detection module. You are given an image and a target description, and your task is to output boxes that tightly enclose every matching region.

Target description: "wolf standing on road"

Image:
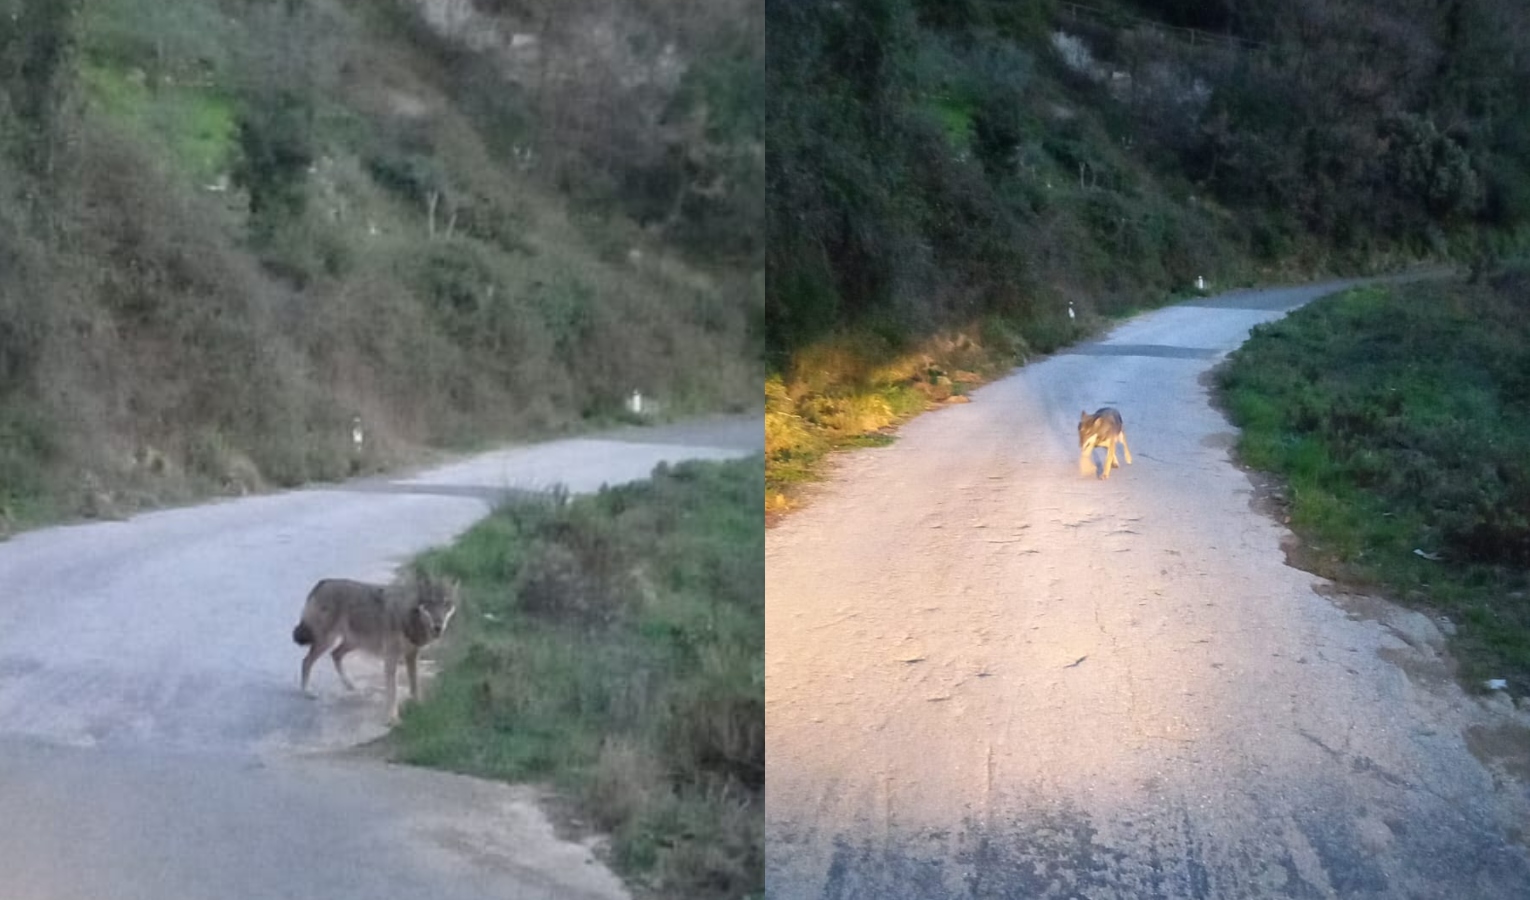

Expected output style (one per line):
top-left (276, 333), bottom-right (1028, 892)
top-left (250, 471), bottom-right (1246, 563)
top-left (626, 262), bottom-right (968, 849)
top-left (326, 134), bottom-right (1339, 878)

top-left (293, 571), bottom-right (460, 722)
top-left (1079, 406), bottom-right (1133, 479)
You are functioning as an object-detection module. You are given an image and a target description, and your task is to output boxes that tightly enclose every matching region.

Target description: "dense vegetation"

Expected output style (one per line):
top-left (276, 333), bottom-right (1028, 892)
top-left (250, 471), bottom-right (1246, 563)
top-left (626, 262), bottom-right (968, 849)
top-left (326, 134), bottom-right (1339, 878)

top-left (766, 0), bottom-right (1530, 508)
top-left (397, 457), bottom-right (763, 900)
top-left (0, 0), bottom-right (761, 530)
top-left (1218, 275), bottom-right (1530, 691)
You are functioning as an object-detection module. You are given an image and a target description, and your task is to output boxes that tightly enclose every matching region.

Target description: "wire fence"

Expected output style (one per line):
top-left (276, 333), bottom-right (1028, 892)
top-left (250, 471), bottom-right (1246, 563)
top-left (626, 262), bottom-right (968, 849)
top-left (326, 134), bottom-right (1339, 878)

top-left (1056, 2), bottom-right (1265, 51)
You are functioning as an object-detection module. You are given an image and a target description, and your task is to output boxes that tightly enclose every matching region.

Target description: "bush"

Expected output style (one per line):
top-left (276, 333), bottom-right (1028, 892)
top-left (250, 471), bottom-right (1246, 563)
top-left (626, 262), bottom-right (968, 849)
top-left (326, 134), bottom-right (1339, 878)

top-left (1381, 113), bottom-right (1483, 223)
top-left (0, 405), bottom-right (58, 516)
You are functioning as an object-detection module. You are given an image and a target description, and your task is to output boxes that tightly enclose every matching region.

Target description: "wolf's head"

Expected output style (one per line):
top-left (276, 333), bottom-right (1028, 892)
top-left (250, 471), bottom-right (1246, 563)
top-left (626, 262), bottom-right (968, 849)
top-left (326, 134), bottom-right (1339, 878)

top-left (405, 574), bottom-right (460, 646)
top-left (1079, 408), bottom-right (1119, 446)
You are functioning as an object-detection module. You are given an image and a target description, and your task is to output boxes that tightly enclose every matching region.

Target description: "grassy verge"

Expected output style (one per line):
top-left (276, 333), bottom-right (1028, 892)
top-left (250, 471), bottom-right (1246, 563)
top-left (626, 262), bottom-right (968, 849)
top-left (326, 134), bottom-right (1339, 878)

top-left (1217, 274), bottom-right (1530, 692)
top-left (393, 457), bottom-right (763, 900)
top-left (766, 312), bottom-right (1092, 519)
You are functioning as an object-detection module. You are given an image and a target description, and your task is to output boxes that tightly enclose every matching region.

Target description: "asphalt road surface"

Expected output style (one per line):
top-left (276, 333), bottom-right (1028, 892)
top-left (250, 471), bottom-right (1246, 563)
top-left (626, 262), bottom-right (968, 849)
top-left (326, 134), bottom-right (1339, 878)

top-left (0, 414), bottom-right (762, 900)
top-left (765, 279), bottom-right (1530, 899)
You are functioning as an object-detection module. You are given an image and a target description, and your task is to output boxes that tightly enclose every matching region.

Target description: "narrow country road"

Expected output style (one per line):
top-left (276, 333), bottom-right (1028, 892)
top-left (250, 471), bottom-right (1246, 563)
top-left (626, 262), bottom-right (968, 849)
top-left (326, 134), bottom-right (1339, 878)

top-left (765, 280), bottom-right (1530, 898)
top-left (0, 414), bottom-right (761, 900)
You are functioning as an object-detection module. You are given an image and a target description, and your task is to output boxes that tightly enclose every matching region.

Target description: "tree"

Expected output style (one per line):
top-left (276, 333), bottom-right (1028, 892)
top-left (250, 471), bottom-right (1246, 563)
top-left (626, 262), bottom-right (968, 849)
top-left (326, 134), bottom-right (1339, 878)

top-left (229, 1), bottom-right (319, 244)
top-left (230, 88), bottom-right (314, 240)
top-left (0, 0), bottom-right (80, 176)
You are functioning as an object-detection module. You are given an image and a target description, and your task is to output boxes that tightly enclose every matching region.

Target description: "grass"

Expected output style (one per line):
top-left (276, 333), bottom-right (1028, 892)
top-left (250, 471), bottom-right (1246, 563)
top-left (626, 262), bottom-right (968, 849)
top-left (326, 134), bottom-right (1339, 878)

top-left (1217, 273), bottom-right (1530, 692)
top-left (926, 96), bottom-right (976, 149)
top-left (765, 312), bottom-right (1090, 518)
top-left (80, 62), bottom-right (236, 181)
top-left (393, 457), bottom-right (763, 900)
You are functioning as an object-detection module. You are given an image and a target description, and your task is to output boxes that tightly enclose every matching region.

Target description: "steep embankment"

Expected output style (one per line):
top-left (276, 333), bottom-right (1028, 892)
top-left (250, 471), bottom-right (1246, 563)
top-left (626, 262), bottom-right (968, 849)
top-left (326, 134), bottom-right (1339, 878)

top-left (0, 0), bottom-right (761, 533)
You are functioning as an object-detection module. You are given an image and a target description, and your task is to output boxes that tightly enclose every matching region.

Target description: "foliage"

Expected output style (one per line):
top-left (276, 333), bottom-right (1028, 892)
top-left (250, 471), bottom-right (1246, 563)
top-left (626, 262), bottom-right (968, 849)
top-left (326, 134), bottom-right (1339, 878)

top-left (0, 0), bottom-right (81, 174)
top-left (1381, 113), bottom-right (1482, 222)
top-left (1218, 277), bottom-right (1530, 689)
top-left (231, 87), bottom-right (314, 241)
top-left (227, 4), bottom-right (321, 247)
top-left (768, 0), bottom-right (1530, 372)
top-left (396, 458), bottom-right (764, 899)
top-left (0, 0), bottom-right (762, 528)
top-left (80, 0), bottom-right (235, 83)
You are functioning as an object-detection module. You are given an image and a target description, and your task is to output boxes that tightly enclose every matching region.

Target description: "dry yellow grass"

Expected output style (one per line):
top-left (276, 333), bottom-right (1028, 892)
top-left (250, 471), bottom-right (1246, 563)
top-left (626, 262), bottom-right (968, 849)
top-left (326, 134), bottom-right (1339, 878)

top-left (766, 315), bottom-right (1086, 519)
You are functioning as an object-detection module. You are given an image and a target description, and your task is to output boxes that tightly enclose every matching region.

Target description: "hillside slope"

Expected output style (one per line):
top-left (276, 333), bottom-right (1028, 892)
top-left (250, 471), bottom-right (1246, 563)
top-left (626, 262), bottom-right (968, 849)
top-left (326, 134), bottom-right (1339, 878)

top-left (0, 0), bottom-right (761, 531)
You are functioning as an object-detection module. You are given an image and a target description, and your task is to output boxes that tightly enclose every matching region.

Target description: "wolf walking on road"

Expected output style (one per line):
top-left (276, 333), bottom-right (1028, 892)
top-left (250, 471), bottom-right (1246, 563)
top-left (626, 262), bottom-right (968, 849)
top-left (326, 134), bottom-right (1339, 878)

top-left (1079, 407), bottom-right (1133, 479)
top-left (292, 571), bottom-right (460, 723)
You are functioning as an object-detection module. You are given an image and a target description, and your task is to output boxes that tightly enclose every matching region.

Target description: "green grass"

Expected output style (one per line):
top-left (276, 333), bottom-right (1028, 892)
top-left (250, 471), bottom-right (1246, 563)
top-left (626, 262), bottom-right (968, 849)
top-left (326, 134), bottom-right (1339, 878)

top-left (1217, 275), bottom-right (1530, 691)
top-left (926, 96), bottom-right (976, 148)
top-left (81, 63), bottom-right (236, 181)
top-left (393, 458), bottom-right (763, 900)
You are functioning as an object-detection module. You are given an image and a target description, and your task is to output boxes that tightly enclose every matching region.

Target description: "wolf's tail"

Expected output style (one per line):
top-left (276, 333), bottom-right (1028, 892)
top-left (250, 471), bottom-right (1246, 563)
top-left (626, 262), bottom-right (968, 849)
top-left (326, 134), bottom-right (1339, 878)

top-left (293, 621), bottom-right (314, 646)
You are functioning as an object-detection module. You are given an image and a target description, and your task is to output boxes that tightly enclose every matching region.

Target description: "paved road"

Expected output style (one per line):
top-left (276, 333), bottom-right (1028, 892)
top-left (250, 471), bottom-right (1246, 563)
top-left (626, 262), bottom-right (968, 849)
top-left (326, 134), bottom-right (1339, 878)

top-left (765, 280), bottom-right (1530, 898)
top-left (0, 414), bottom-right (762, 900)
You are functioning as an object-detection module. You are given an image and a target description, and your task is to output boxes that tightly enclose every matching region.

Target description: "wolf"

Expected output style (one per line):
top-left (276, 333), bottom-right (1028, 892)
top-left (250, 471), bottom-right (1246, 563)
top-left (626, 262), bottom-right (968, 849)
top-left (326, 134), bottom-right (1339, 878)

top-left (292, 572), bottom-right (460, 723)
top-left (1079, 407), bottom-right (1133, 479)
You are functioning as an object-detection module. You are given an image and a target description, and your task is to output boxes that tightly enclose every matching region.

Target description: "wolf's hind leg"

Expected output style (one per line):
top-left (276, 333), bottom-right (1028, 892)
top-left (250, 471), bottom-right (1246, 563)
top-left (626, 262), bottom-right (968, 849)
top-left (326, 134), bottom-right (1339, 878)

top-left (300, 637), bottom-right (329, 697)
top-left (330, 641), bottom-right (358, 691)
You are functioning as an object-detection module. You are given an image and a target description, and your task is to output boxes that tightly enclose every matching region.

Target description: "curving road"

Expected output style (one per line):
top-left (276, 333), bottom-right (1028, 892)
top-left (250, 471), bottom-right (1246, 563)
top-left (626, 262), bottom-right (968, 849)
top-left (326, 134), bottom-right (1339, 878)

top-left (0, 414), bottom-right (762, 900)
top-left (765, 280), bottom-right (1530, 898)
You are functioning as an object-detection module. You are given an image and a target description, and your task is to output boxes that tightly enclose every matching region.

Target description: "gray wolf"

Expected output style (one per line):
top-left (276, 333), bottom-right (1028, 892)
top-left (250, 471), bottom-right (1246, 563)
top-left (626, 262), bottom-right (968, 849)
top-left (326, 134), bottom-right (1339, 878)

top-left (1079, 407), bottom-right (1133, 479)
top-left (292, 572), bottom-right (460, 722)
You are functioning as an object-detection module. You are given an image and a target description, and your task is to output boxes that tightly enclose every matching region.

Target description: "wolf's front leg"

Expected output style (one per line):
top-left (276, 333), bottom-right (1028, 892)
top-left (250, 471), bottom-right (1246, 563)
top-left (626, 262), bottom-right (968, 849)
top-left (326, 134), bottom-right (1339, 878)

top-left (300, 642), bottom-right (326, 698)
top-left (384, 656), bottom-right (401, 724)
top-left (1119, 434), bottom-right (1133, 465)
top-left (406, 648), bottom-right (420, 700)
